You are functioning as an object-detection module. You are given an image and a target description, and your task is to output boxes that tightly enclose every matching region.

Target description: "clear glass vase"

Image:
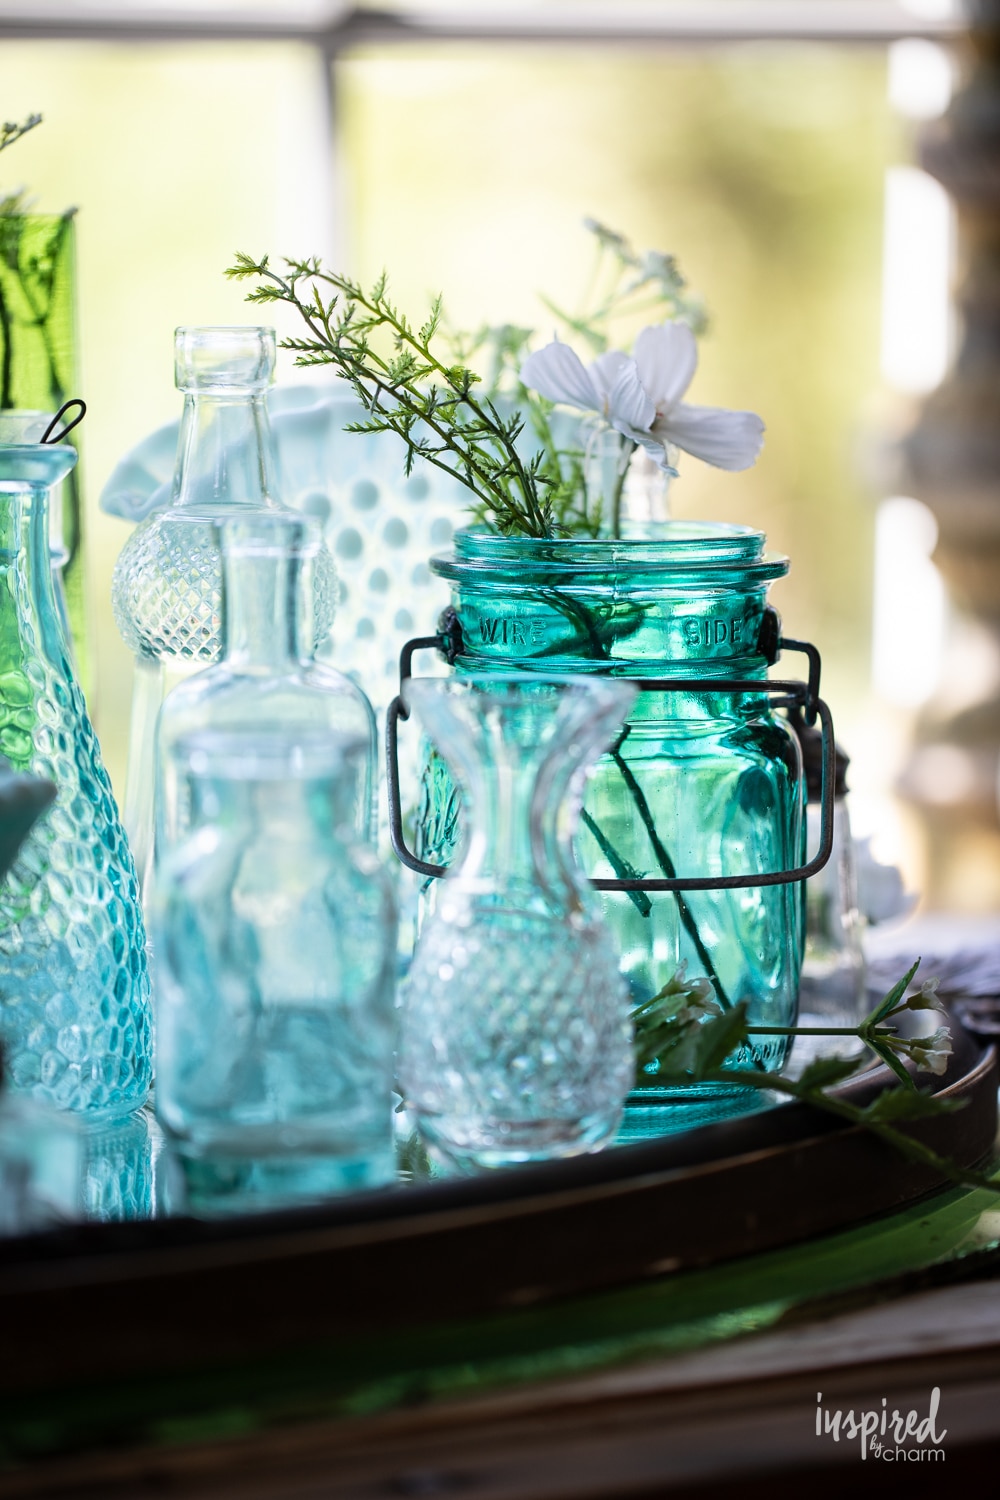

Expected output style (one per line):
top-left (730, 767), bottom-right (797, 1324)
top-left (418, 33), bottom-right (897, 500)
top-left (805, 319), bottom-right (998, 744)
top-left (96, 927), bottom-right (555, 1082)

top-left (420, 524), bottom-right (805, 1117)
top-left (111, 327), bottom-right (337, 891)
top-left (400, 674), bottom-right (637, 1169)
top-left (152, 729), bottom-right (396, 1213)
top-left (0, 444), bottom-right (152, 1117)
top-left (155, 513), bottom-right (376, 858)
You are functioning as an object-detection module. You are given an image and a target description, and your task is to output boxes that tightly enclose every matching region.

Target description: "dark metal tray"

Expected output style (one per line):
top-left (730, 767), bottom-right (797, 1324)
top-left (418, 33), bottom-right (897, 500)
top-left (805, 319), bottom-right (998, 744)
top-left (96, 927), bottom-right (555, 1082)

top-left (0, 1020), bottom-right (995, 1394)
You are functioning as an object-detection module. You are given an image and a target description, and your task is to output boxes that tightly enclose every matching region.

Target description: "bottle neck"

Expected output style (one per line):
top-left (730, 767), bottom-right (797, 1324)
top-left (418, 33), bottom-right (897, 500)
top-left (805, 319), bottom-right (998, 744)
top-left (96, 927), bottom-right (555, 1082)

top-left (0, 485), bottom-right (70, 688)
top-left (172, 391), bottom-right (278, 512)
top-left (220, 544), bottom-right (314, 671)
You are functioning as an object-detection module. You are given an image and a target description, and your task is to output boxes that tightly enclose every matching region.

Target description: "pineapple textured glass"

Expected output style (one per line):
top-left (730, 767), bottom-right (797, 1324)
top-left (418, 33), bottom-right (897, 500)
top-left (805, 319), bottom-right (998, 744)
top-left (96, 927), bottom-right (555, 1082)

top-left (401, 674), bottom-right (636, 1169)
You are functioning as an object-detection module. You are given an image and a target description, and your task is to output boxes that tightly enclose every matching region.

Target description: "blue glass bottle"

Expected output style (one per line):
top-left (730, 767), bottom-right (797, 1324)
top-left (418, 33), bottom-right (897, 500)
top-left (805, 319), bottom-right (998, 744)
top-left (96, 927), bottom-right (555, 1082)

top-left (0, 444), bottom-right (152, 1116)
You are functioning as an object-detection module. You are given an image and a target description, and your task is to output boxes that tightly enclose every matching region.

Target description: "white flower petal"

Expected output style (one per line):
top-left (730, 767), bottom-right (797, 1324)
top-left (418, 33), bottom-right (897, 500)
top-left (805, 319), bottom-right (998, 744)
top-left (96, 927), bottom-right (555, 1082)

top-left (633, 322), bottom-right (698, 410)
top-left (520, 341), bottom-right (601, 412)
top-left (631, 427), bottom-right (681, 472)
top-left (606, 361), bottom-right (656, 436)
top-left (589, 349), bottom-right (631, 406)
top-left (653, 402), bottom-right (765, 471)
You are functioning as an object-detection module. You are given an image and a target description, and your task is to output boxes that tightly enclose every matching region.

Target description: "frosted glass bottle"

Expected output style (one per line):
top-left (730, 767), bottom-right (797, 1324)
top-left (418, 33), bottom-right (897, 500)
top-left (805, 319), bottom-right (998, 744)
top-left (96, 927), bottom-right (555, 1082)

top-left (111, 326), bottom-right (335, 890)
top-left (0, 443), bottom-right (152, 1117)
top-left (155, 513), bottom-right (376, 859)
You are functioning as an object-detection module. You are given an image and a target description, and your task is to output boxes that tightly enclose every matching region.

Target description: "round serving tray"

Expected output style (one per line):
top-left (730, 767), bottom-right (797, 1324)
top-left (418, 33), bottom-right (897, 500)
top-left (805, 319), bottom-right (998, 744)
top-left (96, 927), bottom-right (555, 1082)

top-left (0, 1018), bottom-right (995, 1393)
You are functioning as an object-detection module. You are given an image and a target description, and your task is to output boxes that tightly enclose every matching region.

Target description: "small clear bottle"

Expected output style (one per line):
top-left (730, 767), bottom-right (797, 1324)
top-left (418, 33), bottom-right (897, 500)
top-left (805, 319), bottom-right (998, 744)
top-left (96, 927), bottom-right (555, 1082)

top-left (111, 327), bottom-right (336, 890)
top-left (152, 729), bottom-right (396, 1213)
top-left (788, 711), bottom-right (866, 1072)
top-left (401, 674), bottom-right (636, 1169)
top-left (155, 513), bottom-right (376, 860)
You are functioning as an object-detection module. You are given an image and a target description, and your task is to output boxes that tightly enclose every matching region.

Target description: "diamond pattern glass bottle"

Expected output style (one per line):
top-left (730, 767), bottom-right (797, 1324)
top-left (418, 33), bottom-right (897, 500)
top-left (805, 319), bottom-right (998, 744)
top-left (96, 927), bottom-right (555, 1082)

top-left (0, 444), bottom-right (151, 1117)
top-left (111, 327), bottom-right (336, 890)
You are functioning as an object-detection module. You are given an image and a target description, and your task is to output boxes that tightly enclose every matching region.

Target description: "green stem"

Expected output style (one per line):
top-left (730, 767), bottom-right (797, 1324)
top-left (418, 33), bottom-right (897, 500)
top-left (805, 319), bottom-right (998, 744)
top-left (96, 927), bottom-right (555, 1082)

top-left (609, 435), bottom-right (634, 540)
top-left (746, 1025), bottom-right (863, 1037)
top-left (610, 745), bottom-right (734, 1009)
top-left (700, 1066), bottom-right (1000, 1196)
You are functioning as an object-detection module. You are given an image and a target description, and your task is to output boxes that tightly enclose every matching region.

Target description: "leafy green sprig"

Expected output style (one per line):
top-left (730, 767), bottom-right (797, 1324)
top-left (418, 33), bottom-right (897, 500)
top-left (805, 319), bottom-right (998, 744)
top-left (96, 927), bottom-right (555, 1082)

top-left (632, 961), bottom-right (997, 1195)
top-left (226, 254), bottom-right (557, 539)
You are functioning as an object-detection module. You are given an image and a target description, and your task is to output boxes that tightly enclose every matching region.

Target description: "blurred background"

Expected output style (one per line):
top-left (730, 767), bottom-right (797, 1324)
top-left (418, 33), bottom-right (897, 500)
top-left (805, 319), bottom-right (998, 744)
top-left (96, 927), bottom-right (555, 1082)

top-left (1, 0), bottom-right (996, 913)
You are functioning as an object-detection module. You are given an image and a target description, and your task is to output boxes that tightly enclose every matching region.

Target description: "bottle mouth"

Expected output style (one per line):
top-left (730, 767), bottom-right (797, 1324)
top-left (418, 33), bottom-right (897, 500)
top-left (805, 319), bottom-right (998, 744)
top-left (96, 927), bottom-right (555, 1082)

top-left (0, 411), bottom-right (52, 445)
top-left (174, 326), bottom-right (276, 393)
top-left (0, 444), bottom-right (79, 487)
top-left (434, 522), bottom-right (788, 582)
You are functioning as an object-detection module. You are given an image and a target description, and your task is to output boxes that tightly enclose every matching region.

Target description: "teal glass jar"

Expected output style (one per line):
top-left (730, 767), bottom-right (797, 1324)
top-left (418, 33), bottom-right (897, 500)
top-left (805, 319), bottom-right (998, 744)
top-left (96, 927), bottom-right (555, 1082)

top-left (417, 523), bottom-right (806, 1116)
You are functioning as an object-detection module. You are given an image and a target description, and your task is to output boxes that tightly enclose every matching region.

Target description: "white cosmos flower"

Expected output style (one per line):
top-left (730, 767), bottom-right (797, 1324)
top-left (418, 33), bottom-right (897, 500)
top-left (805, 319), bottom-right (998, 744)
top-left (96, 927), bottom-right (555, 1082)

top-left (520, 321), bottom-right (765, 473)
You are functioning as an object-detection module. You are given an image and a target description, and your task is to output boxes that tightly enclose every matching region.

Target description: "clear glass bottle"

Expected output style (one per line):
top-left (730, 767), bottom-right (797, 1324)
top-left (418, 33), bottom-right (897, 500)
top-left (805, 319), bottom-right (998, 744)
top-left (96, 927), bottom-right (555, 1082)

top-left (152, 729), bottom-right (396, 1213)
top-left (420, 524), bottom-right (805, 1119)
top-left (111, 327), bottom-right (336, 891)
top-left (0, 444), bottom-right (152, 1117)
top-left (788, 714), bottom-right (865, 1072)
top-left (401, 674), bottom-right (637, 1169)
top-left (155, 513), bottom-right (376, 860)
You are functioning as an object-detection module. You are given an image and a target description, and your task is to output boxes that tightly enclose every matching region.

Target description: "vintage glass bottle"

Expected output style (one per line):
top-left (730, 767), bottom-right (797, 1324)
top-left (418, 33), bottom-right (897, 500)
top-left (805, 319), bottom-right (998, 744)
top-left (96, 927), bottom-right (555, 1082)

top-left (401, 674), bottom-right (637, 1168)
top-left (155, 513), bottom-right (376, 860)
top-left (421, 524), bottom-right (805, 1118)
top-left (111, 326), bottom-right (336, 889)
top-left (153, 728), bottom-right (396, 1212)
top-left (0, 444), bottom-right (152, 1116)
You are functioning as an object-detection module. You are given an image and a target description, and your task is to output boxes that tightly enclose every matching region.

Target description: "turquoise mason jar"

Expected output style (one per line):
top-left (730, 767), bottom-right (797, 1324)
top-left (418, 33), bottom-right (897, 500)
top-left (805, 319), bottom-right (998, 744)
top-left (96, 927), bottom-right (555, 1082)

top-left (416, 522), bottom-right (806, 1112)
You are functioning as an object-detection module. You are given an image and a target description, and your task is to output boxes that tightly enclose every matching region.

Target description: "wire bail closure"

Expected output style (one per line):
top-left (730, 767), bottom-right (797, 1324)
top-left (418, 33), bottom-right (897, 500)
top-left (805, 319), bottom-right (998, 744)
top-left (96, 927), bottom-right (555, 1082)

top-left (386, 610), bottom-right (836, 890)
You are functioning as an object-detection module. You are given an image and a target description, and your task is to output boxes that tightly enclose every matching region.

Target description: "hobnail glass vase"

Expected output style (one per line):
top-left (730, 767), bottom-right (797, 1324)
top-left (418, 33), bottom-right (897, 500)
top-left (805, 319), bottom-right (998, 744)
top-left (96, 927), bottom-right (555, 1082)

top-left (155, 513), bottom-right (376, 858)
top-left (153, 729), bottom-right (396, 1213)
top-left (400, 674), bottom-right (637, 1169)
top-left (421, 524), bottom-right (805, 1118)
top-left (111, 327), bottom-right (336, 890)
top-left (0, 444), bottom-right (152, 1117)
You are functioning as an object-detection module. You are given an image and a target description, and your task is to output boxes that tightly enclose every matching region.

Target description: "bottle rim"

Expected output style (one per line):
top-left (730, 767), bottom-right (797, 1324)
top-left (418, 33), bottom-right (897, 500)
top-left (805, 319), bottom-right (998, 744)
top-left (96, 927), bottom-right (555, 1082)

top-left (432, 522), bottom-right (789, 583)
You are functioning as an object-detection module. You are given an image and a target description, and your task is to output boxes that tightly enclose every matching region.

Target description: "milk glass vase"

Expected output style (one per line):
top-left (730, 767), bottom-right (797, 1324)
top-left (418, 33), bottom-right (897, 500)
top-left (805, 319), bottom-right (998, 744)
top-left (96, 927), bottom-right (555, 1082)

top-left (153, 729), bottom-right (396, 1213)
top-left (400, 674), bottom-right (637, 1168)
top-left (155, 513), bottom-right (375, 858)
top-left (0, 444), bottom-right (151, 1116)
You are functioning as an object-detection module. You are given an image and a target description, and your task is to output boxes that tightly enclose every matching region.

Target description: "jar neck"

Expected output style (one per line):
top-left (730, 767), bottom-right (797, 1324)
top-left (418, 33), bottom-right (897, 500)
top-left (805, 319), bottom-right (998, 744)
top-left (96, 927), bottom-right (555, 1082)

top-left (172, 391), bottom-right (279, 512)
top-left (220, 544), bottom-right (315, 671)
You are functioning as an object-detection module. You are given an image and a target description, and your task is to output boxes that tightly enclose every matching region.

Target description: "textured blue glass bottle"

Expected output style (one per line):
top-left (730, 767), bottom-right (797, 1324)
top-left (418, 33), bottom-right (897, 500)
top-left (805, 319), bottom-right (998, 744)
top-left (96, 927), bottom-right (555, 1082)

top-left (423, 523), bottom-right (804, 1118)
top-left (0, 445), bottom-right (152, 1117)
